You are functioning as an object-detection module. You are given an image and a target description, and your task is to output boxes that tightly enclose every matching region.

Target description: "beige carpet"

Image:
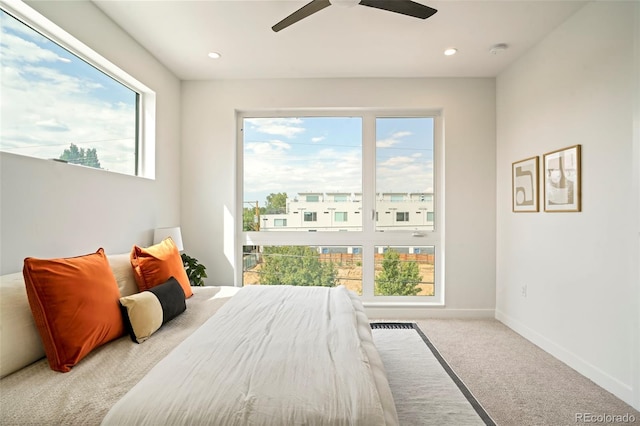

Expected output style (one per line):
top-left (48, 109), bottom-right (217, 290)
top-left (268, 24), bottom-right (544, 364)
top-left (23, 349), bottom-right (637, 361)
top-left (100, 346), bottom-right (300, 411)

top-left (414, 319), bottom-right (640, 426)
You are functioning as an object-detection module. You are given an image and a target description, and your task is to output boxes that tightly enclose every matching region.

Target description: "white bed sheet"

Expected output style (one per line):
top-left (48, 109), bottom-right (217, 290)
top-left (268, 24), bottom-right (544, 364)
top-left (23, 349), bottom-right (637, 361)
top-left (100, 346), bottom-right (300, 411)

top-left (102, 285), bottom-right (399, 426)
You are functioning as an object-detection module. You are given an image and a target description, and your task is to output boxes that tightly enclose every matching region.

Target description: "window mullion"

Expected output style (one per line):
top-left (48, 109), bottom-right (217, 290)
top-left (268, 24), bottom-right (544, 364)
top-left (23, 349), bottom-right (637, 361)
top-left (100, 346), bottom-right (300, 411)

top-left (361, 113), bottom-right (376, 297)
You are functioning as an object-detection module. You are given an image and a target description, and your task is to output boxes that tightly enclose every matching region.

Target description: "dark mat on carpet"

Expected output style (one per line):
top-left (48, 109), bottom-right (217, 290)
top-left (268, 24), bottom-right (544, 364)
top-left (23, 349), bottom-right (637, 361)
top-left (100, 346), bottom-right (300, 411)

top-left (371, 322), bottom-right (495, 426)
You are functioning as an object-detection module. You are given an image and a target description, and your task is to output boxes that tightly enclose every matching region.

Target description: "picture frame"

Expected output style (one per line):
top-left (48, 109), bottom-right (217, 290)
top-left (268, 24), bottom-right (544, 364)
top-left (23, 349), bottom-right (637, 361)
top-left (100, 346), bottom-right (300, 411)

top-left (543, 145), bottom-right (581, 212)
top-left (512, 156), bottom-right (539, 212)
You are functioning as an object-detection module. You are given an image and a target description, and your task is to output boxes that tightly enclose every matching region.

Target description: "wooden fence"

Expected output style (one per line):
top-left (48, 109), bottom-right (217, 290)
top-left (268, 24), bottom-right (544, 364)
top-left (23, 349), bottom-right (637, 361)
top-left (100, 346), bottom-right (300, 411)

top-left (318, 253), bottom-right (434, 265)
top-left (243, 252), bottom-right (435, 272)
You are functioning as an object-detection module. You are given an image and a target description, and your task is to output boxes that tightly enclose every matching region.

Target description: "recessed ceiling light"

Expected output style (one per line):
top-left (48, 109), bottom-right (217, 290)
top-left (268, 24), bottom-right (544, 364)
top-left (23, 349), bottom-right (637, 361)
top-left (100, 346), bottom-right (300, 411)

top-left (489, 43), bottom-right (508, 55)
top-left (444, 48), bottom-right (457, 56)
top-left (207, 52), bottom-right (221, 59)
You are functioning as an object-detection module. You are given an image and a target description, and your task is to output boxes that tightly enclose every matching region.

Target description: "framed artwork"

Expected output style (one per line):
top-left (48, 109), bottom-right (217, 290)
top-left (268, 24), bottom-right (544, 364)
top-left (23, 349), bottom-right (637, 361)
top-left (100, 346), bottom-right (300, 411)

top-left (543, 145), bottom-right (581, 212)
top-left (512, 156), bottom-right (539, 212)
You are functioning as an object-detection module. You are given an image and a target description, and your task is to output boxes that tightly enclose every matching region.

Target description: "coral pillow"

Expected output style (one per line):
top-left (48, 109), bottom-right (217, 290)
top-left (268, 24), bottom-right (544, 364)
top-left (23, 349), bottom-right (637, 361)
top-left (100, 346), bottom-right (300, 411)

top-left (22, 248), bottom-right (124, 373)
top-left (130, 237), bottom-right (193, 298)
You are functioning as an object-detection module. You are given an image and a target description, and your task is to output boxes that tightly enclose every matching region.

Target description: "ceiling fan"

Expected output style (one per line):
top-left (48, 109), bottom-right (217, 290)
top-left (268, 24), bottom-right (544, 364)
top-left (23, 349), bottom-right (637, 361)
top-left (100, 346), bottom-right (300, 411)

top-left (272, 0), bottom-right (437, 32)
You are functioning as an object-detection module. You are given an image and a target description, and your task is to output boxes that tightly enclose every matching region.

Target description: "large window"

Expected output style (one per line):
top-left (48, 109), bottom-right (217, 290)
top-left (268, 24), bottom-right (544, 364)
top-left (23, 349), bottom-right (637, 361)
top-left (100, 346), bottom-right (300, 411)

top-left (238, 111), bottom-right (442, 304)
top-left (0, 5), bottom-right (154, 177)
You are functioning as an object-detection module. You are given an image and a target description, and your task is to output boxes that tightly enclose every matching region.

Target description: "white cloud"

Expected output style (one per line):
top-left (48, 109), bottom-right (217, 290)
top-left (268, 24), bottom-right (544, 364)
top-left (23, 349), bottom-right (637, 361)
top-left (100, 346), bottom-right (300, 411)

top-left (35, 119), bottom-right (69, 132)
top-left (0, 32), bottom-right (58, 64)
top-left (377, 155), bottom-right (434, 193)
top-left (1, 16), bottom-right (136, 174)
top-left (311, 136), bottom-right (325, 143)
top-left (245, 118), bottom-right (305, 138)
top-left (244, 143), bottom-right (362, 201)
top-left (270, 140), bottom-right (292, 150)
top-left (379, 156), bottom-right (415, 167)
top-left (376, 130), bottom-right (412, 148)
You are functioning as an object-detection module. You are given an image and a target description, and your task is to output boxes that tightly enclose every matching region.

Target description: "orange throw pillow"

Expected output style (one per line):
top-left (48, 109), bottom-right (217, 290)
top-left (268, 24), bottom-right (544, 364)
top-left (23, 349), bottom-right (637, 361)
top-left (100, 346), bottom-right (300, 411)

top-left (130, 237), bottom-right (193, 298)
top-left (22, 248), bottom-right (124, 373)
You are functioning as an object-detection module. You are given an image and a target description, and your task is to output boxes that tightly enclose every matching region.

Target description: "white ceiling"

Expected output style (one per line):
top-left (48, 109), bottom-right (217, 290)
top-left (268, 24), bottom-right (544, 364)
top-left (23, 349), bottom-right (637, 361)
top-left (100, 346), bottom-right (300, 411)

top-left (92, 0), bottom-right (586, 80)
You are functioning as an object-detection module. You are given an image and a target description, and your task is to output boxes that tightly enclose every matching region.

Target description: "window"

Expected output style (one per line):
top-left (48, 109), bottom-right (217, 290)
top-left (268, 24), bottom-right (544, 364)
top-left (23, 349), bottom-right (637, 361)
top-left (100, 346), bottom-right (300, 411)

top-left (335, 212), bottom-right (348, 222)
top-left (376, 117), bottom-right (434, 232)
top-left (243, 117), bottom-right (362, 232)
top-left (274, 219), bottom-right (287, 227)
top-left (0, 5), bottom-right (154, 177)
top-left (374, 246), bottom-right (435, 296)
top-left (239, 111), bottom-right (441, 304)
top-left (396, 212), bottom-right (409, 222)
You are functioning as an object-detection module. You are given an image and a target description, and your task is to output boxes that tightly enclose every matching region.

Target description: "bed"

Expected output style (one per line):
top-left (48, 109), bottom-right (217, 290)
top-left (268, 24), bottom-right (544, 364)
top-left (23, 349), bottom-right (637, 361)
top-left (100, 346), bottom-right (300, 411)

top-left (0, 248), bottom-right (399, 425)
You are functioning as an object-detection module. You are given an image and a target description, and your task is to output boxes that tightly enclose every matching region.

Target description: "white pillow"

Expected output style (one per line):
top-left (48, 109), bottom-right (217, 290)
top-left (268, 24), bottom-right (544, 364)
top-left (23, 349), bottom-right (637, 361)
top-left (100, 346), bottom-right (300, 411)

top-left (108, 253), bottom-right (139, 297)
top-left (0, 272), bottom-right (45, 378)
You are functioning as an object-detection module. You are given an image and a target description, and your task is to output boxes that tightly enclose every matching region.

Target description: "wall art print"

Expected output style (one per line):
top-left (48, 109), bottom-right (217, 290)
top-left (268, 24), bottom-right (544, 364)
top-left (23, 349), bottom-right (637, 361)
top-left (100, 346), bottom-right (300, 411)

top-left (543, 145), bottom-right (581, 212)
top-left (512, 156), bottom-right (539, 212)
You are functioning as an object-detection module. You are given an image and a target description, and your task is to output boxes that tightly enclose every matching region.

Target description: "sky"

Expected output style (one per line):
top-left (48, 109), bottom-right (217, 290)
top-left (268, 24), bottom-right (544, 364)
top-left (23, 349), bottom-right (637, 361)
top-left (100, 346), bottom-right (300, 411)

top-left (243, 116), bottom-right (434, 207)
top-left (0, 10), bottom-right (137, 175)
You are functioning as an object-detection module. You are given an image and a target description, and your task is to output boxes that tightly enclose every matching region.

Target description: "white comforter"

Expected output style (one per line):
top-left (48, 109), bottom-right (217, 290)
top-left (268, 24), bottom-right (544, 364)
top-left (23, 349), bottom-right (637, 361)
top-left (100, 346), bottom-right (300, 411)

top-left (102, 285), bottom-right (398, 426)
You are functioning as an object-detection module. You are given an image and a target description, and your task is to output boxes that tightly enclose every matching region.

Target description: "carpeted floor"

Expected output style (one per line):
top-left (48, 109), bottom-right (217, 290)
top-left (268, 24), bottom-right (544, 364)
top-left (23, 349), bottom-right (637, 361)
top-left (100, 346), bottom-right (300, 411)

top-left (413, 319), bottom-right (640, 426)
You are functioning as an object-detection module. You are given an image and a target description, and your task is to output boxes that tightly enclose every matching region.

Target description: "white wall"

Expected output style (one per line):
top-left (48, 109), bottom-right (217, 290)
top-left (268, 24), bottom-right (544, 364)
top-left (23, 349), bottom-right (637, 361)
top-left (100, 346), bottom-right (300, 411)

top-left (182, 78), bottom-right (496, 315)
top-left (496, 2), bottom-right (640, 409)
top-left (0, 1), bottom-right (182, 274)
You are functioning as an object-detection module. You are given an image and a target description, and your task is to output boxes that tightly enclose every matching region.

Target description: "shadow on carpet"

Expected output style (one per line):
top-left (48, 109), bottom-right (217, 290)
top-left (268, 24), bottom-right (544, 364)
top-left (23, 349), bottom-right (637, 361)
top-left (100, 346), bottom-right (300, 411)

top-left (371, 322), bottom-right (496, 426)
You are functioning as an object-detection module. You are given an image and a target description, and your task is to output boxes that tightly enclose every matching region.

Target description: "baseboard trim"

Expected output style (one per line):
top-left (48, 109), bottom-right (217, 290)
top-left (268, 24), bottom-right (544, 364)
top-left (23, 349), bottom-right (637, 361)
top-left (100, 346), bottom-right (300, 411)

top-left (366, 307), bottom-right (495, 319)
top-left (495, 309), bottom-right (636, 408)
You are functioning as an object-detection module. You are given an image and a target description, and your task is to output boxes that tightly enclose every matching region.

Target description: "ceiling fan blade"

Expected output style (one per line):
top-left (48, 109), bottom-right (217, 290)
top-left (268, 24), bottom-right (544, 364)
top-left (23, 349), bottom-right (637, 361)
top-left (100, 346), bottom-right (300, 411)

top-left (272, 0), bottom-right (332, 32)
top-left (358, 0), bottom-right (437, 20)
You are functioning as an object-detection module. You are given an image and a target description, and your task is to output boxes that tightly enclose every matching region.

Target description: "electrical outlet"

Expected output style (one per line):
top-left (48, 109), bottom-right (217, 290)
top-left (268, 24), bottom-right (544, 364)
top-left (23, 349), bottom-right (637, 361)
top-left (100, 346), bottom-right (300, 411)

top-left (521, 285), bottom-right (527, 298)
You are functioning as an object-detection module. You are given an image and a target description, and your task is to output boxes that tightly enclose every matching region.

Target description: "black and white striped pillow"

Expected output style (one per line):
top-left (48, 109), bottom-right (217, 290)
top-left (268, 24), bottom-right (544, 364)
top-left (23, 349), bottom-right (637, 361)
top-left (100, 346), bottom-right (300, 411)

top-left (119, 276), bottom-right (186, 343)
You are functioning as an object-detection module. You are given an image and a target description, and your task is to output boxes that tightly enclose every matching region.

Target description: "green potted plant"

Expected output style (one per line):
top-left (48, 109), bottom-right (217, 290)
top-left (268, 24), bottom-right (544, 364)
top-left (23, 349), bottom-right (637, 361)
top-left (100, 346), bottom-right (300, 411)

top-left (181, 253), bottom-right (208, 286)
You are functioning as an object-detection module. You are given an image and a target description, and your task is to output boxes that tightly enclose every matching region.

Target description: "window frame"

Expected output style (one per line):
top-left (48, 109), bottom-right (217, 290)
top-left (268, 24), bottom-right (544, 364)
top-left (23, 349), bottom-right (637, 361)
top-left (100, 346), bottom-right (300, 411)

top-left (0, 1), bottom-right (156, 179)
top-left (303, 212), bottom-right (318, 222)
top-left (334, 212), bottom-right (348, 222)
top-left (274, 219), bottom-right (287, 227)
top-left (236, 109), bottom-right (444, 306)
top-left (396, 212), bottom-right (410, 222)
